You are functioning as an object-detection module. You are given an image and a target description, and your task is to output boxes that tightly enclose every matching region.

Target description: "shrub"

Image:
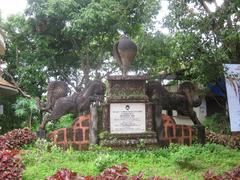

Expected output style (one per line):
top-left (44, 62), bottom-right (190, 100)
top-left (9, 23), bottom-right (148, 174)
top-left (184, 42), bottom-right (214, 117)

top-left (46, 169), bottom-right (80, 180)
top-left (94, 153), bottom-right (118, 171)
top-left (46, 165), bottom-right (129, 180)
top-left (204, 166), bottom-right (240, 180)
top-left (46, 164), bottom-right (172, 180)
top-left (206, 130), bottom-right (240, 149)
top-left (46, 114), bottom-right (74, 132)
top-left (0, 128), bottom-right (36, 150)
top-left (203, 113), bottom-right (230, 134)
top-left (0, 149), bottom-right (24, 180)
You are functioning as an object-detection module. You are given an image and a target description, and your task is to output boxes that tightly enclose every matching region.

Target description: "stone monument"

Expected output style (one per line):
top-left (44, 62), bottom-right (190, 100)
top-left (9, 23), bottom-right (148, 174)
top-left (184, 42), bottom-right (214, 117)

top-left (101, 36), bottom-right (157, 147)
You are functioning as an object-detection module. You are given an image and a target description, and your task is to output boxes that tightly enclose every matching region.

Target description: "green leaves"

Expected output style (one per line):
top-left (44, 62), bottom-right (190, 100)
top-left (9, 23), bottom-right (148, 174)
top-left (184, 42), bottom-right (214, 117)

top-left (3, 0), bottom-right (161, 93)
top-left (163, 0), bottom-right (240, 84)
top-left (22, 143), bottom-right (240, 179)
top-left (12, 97), bottom-right (39, 129)
top-left (13, 97), bottom-right (38, 118)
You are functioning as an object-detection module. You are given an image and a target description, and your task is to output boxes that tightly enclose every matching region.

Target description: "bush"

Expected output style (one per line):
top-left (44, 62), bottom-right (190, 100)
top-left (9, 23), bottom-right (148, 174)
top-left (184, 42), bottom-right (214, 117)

top-left (46, 169), bottom-right (80, 180)
top-left (206, 130), bottom-right (240, 149)
top-left (203, 113), bottom-right (230, 134)
top-left (47, 164), bottom-right (240, 180)
top-left (46, 114), bottom-right (74, 132)
top-left (94, 153), bottom-right (118, 171)
top-left (0, 149), bottom-right (24, 180)
top-left (204, 166), bottom-right (240, 180)
top-left (46, 164), bottom-right (172, 180)
top-left (0, 128), bottom-right (36, 150)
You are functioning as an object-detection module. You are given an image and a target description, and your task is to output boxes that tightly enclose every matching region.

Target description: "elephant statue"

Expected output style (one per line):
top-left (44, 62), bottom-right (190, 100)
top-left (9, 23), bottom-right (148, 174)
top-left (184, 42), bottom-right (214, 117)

top-left (146, 81), bottom-right (202, 142)
top-left (38, 80), bottom-right (105, 131)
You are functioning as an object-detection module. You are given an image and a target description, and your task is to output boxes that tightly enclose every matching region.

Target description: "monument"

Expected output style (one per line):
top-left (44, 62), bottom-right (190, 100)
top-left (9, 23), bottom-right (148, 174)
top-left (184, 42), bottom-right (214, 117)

top-left (42, 36), bottom-right (203, 148)
top-left (101, 36), bottom-right (157, 147)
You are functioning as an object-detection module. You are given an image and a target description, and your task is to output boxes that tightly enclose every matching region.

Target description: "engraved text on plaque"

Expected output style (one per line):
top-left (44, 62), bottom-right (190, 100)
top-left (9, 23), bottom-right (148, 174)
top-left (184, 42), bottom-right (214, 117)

top-left (110, 103), bottom-right (146, 134)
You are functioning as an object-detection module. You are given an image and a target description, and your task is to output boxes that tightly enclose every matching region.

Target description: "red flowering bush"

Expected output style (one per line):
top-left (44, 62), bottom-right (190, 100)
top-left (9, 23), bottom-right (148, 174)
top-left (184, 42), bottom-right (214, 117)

top-left (0, 128), bottom-right (36, 150)
top-left (0, 149), bottom-right (24, 180)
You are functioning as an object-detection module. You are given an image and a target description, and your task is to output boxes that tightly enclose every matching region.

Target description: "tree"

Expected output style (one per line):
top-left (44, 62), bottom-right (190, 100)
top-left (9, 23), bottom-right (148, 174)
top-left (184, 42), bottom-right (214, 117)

top-left (0, 0), bottom-right (161, 132)
top-left (2, 0), bottom-right (160, 96)
top-left (132, 31), bottom-right (172, 76)
top-left (3, 15), bottom-right (48, 97)
top-left (163, 0), bottom-right (240, 85)
top-left (13, 97), bottom-right (39, 129)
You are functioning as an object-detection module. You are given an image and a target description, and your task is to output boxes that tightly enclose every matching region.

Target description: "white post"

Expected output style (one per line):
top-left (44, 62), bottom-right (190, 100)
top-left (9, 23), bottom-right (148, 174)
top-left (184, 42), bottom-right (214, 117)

top-left (89, 104), bottom-right (98, 144)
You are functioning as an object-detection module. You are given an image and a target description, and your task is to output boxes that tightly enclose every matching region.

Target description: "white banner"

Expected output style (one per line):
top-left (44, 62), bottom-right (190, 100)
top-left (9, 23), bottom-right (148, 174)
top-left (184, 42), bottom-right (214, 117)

top-left (224, 64), bottom-right (240, 132)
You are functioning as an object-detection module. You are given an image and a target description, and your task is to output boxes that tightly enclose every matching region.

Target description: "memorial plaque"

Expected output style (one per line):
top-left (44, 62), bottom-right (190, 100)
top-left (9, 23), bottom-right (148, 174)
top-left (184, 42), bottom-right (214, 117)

top-left (110, 103), bottom-right (146, 134)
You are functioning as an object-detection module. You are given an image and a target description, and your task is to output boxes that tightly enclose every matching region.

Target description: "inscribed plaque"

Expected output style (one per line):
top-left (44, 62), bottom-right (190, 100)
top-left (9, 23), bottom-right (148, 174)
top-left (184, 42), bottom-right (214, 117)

top-left (110, 103), bottom-right (146, 133)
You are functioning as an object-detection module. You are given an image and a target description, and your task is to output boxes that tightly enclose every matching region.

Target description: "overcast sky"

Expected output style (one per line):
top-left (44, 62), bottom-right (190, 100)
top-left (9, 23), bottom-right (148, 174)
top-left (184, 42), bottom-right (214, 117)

top-left (0, 0), bottom-right (27, 19)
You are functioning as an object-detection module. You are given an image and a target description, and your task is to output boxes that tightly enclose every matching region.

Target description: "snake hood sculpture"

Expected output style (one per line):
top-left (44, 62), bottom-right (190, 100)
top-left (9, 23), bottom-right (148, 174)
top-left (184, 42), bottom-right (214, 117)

top-left (113, 36), bottom-right (137, 76)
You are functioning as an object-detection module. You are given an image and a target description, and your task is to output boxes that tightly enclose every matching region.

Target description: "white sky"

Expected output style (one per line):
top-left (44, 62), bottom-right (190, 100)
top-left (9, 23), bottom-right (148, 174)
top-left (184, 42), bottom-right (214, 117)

top-left (0, 0), bottom-right (27, 19)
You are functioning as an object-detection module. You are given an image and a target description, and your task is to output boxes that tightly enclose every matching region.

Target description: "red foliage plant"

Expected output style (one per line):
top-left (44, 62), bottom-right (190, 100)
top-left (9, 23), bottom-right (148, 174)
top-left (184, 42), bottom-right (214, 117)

top-left (46, 169), bottom-right (81, 180)
top-left (204, 166), bottom-right (240, 180)
top-left (0, 149), bottom-right (24, 180)
top-left (46, 164), bottom-right (173, 180)
top-left (0, 128), bottom-right (36, 150)
top-left (206, 130), bottom-right (240, 149)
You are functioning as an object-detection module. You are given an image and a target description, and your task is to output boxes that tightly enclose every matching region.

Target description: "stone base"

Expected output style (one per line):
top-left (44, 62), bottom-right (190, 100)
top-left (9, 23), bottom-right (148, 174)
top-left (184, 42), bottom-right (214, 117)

top-left (100, 115), bottom-right (196, 148)
top-left (100, 132), bottom-right (158, 148)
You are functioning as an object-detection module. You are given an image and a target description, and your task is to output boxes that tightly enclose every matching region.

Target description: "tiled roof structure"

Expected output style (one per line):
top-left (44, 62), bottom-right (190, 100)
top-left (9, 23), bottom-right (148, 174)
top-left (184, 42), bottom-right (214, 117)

top-left (0, 76), bottom-right (18, 96)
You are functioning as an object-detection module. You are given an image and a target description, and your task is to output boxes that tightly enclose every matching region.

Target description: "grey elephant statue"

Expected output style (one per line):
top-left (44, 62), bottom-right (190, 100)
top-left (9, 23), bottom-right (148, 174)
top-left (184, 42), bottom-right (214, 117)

top-left (146, 81), bottom-right (202, 142)
top-left (38, 80), bottom-right (105, 131)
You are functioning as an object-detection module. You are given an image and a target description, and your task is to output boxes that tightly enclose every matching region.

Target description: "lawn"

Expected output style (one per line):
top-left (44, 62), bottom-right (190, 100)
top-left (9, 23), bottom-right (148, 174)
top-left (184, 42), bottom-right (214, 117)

top-left (22, 140), bottom-right (240, 180)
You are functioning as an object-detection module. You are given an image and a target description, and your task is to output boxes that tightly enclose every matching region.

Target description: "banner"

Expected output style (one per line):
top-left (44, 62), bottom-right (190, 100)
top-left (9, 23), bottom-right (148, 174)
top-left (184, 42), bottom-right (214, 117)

top-left (224, 64), bottom-right (240, 132)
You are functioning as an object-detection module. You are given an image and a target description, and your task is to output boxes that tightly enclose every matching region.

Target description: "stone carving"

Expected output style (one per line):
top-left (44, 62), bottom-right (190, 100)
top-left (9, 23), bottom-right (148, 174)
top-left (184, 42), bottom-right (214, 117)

top-left (146, 81), bottom-right (202, 140)
top-left (113, 36), bottom-right (137, 76)
top-left (39, 80), bottom-right (105, 130)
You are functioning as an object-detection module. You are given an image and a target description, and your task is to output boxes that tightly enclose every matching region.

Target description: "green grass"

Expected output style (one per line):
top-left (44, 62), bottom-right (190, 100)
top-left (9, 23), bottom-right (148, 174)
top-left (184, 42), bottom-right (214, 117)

top-left (22, 141), bottom-right (240, 180)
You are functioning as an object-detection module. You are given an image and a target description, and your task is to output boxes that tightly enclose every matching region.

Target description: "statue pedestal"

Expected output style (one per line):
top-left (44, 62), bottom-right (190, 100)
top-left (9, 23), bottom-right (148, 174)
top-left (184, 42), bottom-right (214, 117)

top-left (101, 75), bottom-right (158, 148)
